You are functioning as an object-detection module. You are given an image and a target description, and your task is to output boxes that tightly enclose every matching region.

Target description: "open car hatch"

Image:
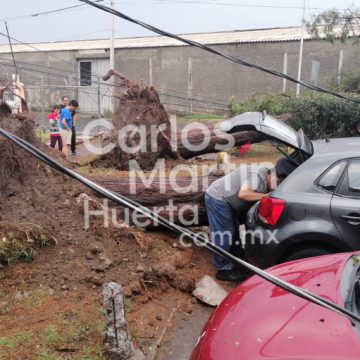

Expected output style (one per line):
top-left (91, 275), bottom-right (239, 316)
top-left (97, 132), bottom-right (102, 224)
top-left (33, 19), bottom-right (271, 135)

top-left (219, 112), bottom-right (314, 156)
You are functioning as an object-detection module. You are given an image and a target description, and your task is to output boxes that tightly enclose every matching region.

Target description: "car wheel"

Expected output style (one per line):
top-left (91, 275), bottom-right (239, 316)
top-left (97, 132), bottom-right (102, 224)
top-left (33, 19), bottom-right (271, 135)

top-left (285, 247), bottom-right (333, 262)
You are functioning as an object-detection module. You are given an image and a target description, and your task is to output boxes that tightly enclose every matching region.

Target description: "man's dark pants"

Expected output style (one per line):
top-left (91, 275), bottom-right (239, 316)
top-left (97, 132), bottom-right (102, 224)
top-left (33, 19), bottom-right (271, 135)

top-left (71, 126), bottom-right (76, 154)
top-left (205, 193), bottom-right (246, 270)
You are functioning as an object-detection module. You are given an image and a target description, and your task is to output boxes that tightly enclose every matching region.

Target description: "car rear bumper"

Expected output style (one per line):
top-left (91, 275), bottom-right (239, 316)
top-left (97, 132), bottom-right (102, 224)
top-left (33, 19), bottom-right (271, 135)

top-left (245, 203), bottom-right (288, 268)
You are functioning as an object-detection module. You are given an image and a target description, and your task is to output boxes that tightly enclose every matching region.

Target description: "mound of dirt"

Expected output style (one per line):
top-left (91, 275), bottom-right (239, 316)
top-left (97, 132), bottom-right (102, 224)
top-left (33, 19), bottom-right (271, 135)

top-left (0, 94), bottom-right (214, 358)
top-left (92, 70), bottom-right (177, 171)
top-left (0, 104), bottom-right (38, 192)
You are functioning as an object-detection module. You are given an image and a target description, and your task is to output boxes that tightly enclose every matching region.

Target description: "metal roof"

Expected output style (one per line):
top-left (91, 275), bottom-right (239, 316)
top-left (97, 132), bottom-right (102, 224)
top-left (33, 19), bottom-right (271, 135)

top-left (0, 26), bottom-right (356, 54)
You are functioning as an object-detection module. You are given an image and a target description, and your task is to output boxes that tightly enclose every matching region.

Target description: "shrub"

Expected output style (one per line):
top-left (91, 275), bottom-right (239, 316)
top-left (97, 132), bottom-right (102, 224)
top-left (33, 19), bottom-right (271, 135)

top-left (0, 223), bottom-right (55, 267)
top-left (339, 70), bottom-right (360, 92)
top-left (228, 91), bottom-right (360, 139)
top-left (286, 92), bottom-right (360, 139)
top-left (228, 93), bottom-right (287, 117)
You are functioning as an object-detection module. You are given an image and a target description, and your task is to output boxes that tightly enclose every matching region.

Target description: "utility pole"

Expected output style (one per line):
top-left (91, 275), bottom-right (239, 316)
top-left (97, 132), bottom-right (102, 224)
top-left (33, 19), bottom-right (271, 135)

top-left (296, 0), bottom-right (306, 97)
top-left (97, 76), bottom-right (101, 118)
top-left (110, 0), bottom-right (115, 111)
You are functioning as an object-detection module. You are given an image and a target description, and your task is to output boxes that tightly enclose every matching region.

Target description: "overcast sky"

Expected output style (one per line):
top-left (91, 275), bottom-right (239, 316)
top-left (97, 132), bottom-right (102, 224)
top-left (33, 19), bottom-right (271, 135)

top-left (0, 0), bottom-right (356, 45)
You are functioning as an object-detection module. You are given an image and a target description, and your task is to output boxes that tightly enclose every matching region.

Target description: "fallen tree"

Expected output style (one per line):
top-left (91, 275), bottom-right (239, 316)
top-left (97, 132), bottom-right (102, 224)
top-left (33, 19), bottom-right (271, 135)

top-left (92, 70), bottom-right (264, 170)
top-left (92, 70), bottom-right (177, 171)
top-left (92, 176), bottom-right (219, 227)
top-left (176, 124), bottom-right (263, 159)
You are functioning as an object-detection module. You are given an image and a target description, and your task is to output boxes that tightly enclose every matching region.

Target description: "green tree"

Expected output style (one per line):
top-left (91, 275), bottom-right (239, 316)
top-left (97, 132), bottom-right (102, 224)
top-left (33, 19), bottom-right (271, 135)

top-left (286, 92), bottom-right (360, 139)
top-left (306, 8), bottom-right (360, 43)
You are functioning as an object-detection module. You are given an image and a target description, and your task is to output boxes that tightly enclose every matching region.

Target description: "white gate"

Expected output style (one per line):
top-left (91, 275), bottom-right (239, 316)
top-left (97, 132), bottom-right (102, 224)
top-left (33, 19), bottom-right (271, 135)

top-left (77, 58), bottom-right (113, 115)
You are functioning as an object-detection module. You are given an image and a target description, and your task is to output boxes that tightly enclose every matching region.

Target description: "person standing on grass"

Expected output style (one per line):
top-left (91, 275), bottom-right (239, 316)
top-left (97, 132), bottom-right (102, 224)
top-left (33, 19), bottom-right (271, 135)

top-left (48, 105), bottom-right (63, 151)
top-left (60, 100), bottom-right (79, 156)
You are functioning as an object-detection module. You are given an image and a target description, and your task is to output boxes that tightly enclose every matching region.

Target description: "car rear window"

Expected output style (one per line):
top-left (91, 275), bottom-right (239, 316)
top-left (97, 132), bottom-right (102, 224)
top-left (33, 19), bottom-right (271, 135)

top-left (317, 161), bottom-right (347, 192)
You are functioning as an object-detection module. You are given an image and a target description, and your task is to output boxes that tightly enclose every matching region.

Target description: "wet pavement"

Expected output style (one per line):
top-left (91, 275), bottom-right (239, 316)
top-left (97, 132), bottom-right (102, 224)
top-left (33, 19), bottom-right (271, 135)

top-left (155, 303), bottom-right (213, 360)
top-left (35, 114), bottom-right (108, 135)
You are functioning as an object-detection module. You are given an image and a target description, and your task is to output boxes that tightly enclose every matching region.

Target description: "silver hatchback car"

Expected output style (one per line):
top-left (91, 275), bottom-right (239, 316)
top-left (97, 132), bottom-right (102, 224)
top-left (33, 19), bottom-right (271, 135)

top-left (220, 112), bottom-right (360, 268)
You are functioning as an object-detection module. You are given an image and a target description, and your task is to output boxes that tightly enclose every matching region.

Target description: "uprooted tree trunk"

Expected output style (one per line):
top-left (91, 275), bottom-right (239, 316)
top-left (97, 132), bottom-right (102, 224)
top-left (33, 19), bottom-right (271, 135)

top-left (92, 70), bottom-right (263, 170)
top-left (92, 70), bottom-right (177, 171)
top-left (93, 176), bottom-right (220, 227)
top-left (176, 124), bottom-right (264, 159)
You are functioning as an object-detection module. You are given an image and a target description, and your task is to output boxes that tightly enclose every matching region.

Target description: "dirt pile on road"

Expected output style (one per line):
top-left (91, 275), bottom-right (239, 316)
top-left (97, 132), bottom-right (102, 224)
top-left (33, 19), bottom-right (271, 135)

top-left (92, 70), bottom-right (177, 170)
top-left (0, 96), bottom-right (214, 358)
top-left (0, 103), bottom-right (38, 193)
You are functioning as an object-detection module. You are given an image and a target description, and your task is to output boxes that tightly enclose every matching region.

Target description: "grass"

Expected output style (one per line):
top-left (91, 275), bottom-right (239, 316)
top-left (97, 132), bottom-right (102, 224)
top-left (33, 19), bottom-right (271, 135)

top-left (77, 165), bottom-right (125, 177)
top-left (44, 319), bottom-right (91, 347)
top-left (37, 346), bottom-right (106, 360)
top-left (37, 348), bottom-right (63, 360)
top-left (0, 223), bottom-right (55, 267)
top-left (35, 128), bottom-right (50, 143)
top-left (25, 287), bottom-right (53, 308)
top-left (44, 325), bottom-right (61, 346)
top-left (181, 113), bottom-right (225, 120)
top-left (101, 109), bottom-right (114, 119)
top-left (228, 143), bottom-right (282, 158)
top-left (0, 331), bottom-right (34, 352)
top-left (0, 289), bottom-right (106, 359)
top-left (124, 296), bottom-right (133, 311)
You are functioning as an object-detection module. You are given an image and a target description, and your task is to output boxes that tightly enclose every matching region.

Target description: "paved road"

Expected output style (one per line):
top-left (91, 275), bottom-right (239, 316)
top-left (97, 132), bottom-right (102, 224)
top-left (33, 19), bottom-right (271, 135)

top-left (155, 303), bottom-right (213, 360)
top-left (35, 114), bottom-right (107, 135)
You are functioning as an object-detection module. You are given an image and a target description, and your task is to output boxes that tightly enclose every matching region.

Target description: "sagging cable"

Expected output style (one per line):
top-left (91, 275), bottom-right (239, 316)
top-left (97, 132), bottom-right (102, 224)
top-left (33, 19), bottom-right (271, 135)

top-left (1, 127), bottom-right (359, 321)
top-left (79, 0), bottom-right (360, 105)
top-left (1, 127), bottom-right (360, 324)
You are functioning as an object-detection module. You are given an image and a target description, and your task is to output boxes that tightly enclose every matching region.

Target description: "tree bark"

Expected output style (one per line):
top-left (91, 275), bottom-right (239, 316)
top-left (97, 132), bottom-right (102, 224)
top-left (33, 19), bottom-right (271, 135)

top-left (93, 176), bottom-right (218, 227)
top-left (176, 126), bottom-right (264, 159)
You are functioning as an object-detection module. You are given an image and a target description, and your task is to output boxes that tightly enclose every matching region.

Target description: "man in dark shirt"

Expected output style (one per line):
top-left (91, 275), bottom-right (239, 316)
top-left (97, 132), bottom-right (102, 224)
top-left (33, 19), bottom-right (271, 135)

top-left (205, 165), bottom-right (280, 282)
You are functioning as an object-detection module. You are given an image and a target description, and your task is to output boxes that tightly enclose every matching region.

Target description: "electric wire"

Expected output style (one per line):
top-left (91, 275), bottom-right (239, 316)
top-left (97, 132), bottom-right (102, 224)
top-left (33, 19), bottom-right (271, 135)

top-left (0, 59), bottom-right (229, 109)
top-left (79, 0), bottom-right (360, 105)
top-left (0, 0), bottom-right (105, 22)
top-left (1, 126), bottom-right (360, 325)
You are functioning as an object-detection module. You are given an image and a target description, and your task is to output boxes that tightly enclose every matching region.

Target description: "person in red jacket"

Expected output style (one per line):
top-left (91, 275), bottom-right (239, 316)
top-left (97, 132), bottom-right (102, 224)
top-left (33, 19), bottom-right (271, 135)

top-left (48, 105), bottom-right (63, 151)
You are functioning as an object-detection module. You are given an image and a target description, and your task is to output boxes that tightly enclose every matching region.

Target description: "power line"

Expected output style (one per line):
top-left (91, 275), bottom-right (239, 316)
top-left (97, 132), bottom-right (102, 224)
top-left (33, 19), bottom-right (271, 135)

top-left (0, 0), bottom-right (349, 25)
top-left (1, 127), bottom-right (360, 325)
top-left (0, 58), bottom-right (228, 109)
top-left (144, 0), bottom-right (328, 10)
top-left (113, 0), bottom-right (344, 11)
top-left (0, 0), bottom-right (105, 22)
top-left (79, 0), bottom-right (360, 105)
top-left (0, 31), bottom-right (102, 81)
top-left (0, 48), bottom-right (230, 106)
top-left (4, 22), bottom-right (17, 76)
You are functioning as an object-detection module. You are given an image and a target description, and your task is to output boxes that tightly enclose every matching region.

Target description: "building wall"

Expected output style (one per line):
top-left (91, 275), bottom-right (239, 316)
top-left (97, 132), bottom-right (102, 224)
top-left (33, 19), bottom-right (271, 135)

top-left (0, 39), bottom-right (358, 114)
top-left (115, 39), bottom-right (359, 113)
top-left (0, 50), bottom-right (78, 111)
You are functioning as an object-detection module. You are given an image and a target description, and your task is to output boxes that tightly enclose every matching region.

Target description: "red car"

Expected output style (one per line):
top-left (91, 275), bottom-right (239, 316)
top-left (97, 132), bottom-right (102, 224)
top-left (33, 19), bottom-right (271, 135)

top-left (190, 252), bottom-right (360, 360)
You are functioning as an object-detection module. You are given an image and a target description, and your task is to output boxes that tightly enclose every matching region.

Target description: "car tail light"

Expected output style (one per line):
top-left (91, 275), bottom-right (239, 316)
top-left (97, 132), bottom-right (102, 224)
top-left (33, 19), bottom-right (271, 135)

top-left (258, 197), bottom-right (286, 225)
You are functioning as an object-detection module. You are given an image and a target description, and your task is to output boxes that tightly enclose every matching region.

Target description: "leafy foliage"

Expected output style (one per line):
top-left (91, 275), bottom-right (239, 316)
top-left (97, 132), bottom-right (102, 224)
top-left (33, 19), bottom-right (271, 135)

top-left (228, 93), bottom-right (287, 116)
top-left (286, 92), bottom-right (360, 139)
top-left (0, 223), bottom-right (55, 266)
top-left (228, 92), bottom-right (360, 139)
top-left (338, 70), bottom-right (360, 92)
top-left (306, 8), bottom-right (360, 43)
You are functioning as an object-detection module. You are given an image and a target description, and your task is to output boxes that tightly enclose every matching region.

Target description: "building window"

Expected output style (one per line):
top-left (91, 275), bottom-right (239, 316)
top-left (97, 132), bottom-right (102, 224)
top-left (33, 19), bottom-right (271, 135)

top-left (80, 61), bottom-right (92, 86)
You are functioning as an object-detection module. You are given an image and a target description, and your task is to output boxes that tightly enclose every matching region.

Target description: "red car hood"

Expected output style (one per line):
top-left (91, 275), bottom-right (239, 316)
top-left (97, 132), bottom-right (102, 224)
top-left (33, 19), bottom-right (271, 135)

top-left (191, 253), bottom-right (360, 360)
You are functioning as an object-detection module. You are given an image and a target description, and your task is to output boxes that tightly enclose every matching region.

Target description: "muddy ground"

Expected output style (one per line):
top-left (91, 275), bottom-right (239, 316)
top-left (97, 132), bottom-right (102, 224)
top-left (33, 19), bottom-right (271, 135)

top-left (0, 111), bottom-right (280, 359)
